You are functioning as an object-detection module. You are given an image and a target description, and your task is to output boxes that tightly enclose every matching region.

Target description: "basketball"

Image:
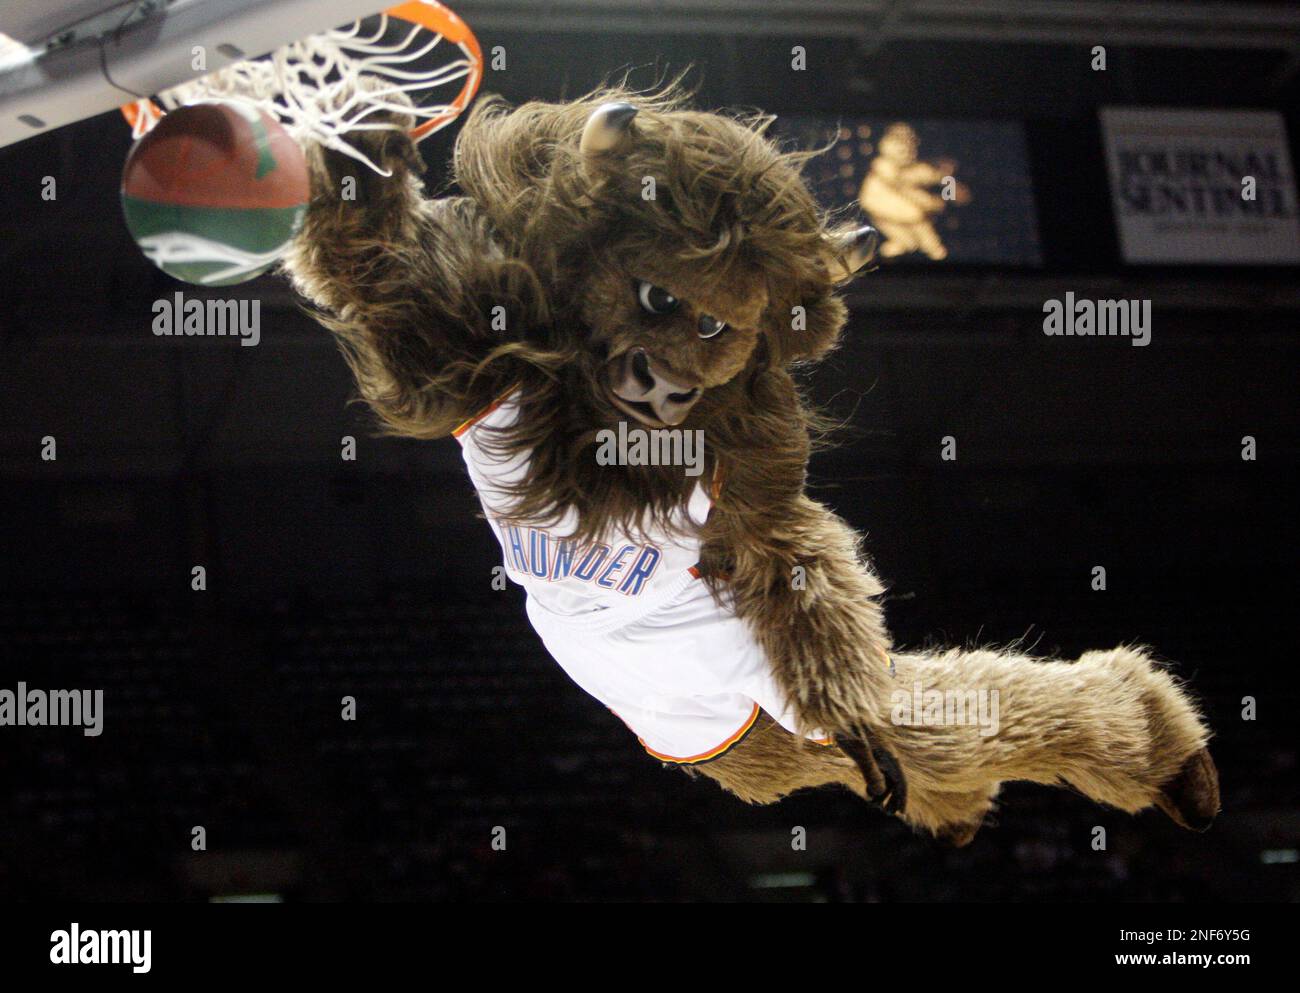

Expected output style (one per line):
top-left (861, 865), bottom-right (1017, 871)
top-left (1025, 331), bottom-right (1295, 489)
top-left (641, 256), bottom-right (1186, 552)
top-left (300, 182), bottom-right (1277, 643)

top-left (120, 102), bottom-right (310, 286)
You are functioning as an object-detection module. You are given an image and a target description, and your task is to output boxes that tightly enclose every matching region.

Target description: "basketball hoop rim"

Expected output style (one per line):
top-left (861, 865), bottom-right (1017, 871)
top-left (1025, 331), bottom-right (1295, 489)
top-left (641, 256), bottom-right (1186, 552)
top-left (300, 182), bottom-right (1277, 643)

top-left (120, 0), bottom-right (483, 144)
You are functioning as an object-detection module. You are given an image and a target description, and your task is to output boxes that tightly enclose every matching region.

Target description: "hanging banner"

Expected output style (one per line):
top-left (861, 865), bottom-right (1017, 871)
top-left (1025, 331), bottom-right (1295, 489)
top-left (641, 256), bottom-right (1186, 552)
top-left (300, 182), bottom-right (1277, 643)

top-left (781, 116), bottom-right (1042, 266)
top-left (1100, 107), bottom-right (1300, 264)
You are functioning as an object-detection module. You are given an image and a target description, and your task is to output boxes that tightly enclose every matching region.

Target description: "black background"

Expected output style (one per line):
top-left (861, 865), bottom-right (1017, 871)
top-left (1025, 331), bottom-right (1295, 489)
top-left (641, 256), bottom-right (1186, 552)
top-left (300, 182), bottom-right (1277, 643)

top-left (0, 2), bottom-right (1297, 902)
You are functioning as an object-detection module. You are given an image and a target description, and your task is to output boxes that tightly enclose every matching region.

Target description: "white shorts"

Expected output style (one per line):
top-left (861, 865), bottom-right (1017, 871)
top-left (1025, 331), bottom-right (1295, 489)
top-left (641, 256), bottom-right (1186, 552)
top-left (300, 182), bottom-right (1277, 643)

top-left (525, 571), bottom-right (831, 763)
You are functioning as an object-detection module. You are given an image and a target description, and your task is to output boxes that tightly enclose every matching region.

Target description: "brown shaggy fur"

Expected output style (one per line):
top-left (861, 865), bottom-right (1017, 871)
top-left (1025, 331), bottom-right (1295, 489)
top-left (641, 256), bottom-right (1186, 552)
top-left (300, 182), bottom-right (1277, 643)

top-left (280, 82), bottom-right (1219, 844)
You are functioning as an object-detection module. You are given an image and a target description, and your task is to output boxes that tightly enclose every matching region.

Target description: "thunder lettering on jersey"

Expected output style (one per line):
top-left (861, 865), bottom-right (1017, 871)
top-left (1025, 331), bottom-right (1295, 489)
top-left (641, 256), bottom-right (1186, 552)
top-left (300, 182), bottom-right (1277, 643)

top-left (452, 388), bottom-right (831, 762)
top-left (454, 388), bottom-right (712, 623)
top-left (494, 522), bottom-right (663, 597)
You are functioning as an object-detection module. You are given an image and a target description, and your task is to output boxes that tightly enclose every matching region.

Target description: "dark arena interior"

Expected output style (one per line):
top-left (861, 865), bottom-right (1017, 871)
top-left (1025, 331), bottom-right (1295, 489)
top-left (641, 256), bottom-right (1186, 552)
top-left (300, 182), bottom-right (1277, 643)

top-left (0, 0), bottom-right (1298, 906)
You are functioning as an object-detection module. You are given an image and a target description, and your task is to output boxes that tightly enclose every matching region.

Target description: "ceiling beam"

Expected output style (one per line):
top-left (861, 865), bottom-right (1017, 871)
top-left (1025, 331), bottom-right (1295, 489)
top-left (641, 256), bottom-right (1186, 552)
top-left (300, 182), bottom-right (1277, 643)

top-left (456, 0), bottom-right (1300, 49)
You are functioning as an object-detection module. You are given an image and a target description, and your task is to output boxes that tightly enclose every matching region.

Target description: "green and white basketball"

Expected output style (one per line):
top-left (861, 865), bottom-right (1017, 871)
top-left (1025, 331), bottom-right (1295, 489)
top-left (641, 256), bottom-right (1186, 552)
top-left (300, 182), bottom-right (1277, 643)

top-left (121, 102), bottom-right (310, 286)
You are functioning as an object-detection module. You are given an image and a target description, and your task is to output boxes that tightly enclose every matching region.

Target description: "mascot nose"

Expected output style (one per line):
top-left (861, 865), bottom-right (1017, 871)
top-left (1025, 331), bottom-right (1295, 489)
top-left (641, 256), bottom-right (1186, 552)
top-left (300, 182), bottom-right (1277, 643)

top-left (611, 348), bottom-right (702, 425)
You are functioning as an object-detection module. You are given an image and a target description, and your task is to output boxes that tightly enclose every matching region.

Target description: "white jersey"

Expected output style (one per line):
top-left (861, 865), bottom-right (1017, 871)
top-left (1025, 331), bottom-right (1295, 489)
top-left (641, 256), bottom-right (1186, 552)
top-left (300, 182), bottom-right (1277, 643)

top-left (453, 389), bottom-right (829, 763)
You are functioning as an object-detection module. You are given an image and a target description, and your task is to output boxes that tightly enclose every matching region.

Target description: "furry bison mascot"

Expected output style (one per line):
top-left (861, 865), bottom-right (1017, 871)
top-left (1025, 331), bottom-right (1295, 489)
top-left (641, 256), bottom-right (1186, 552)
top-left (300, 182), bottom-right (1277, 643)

top-left (281, 84), bottom-right (1219, 846)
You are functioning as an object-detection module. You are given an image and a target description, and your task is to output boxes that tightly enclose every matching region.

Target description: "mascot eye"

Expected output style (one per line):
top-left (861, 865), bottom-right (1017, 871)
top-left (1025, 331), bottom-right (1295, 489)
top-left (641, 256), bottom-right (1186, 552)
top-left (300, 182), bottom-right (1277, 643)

top-left (637, 281), bottom-right (680, 315)
top-left (697, 314), bottom-right (727, 340)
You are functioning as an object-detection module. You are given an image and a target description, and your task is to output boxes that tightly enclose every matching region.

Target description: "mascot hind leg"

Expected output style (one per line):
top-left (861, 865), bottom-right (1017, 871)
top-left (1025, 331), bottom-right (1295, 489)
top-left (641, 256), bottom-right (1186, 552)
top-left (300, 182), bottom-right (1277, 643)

top-left (683, 714), bottom-right (863, 804)
top-left (691, 645), bottom-right (1219, 846)
top-left (875, 644), bottom-right (1220, 840)
top-left (687, 714), bottom-right (1004, 846)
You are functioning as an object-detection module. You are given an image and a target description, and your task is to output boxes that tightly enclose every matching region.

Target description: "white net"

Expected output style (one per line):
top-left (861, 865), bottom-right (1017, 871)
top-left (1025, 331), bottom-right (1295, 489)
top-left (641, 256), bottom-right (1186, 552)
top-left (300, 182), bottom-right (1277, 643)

top-left (127, 7), bottom-right (481, 175)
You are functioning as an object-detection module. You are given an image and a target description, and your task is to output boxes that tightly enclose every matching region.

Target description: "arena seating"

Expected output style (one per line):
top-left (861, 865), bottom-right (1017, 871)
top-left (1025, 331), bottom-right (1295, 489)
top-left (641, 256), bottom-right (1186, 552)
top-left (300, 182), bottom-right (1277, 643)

top-left (2, 589), bottom-right (1292, 901)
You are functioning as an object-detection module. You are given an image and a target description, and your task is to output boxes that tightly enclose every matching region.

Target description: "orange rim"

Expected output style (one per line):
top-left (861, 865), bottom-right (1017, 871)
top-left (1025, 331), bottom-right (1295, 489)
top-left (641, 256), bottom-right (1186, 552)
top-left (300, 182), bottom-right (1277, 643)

top-left (120, 0), bottom-right (482, 143)
top-left (391, 1), bottom-right (483, 141)
top-left (120, 98), bottom-right (160, 135)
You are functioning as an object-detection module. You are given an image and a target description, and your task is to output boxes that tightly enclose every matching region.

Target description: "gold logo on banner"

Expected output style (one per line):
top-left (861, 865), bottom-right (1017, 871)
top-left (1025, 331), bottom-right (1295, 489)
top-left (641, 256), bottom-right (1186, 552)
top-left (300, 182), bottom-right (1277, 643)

top-left (859, 122), bottom-right (971, 261)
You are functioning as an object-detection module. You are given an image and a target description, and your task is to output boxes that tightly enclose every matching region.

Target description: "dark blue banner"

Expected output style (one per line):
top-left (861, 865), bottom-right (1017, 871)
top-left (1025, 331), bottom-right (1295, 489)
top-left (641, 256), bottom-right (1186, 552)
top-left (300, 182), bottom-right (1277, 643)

top-left (780, 116), bottom-right (1042, 266)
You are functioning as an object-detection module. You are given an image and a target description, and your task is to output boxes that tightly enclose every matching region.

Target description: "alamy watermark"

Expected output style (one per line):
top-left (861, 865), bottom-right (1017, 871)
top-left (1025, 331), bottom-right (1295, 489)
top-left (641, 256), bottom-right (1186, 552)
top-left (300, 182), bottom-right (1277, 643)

top-left (891, 682), bottom-right (1000, 737)
top-left (152, 291), bottom-right (260, 346)
top-left (50, 924), bottom-right (150, 973)
top-left (0, 683), bottom-right (103, 736)
top-left (1043, 292), bottom-right (1151, 347)
top-left (596, 421), bottom-right (705, 477)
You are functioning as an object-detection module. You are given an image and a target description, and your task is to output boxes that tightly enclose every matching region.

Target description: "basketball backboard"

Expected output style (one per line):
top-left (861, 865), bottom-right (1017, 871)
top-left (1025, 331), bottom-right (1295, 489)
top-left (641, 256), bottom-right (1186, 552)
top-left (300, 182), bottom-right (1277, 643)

top-left (0, 0), bottom-right (392, 148)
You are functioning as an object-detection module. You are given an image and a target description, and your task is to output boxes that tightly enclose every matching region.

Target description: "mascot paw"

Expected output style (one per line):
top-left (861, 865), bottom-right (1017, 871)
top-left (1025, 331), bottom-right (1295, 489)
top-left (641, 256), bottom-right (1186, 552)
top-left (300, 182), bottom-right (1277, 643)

top-left (309, 75), bottom-right (422, 175)
top-left (1154, 747), bottom-right (1220, 832)
top-left (839, 734), bottom-right (908, 815)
